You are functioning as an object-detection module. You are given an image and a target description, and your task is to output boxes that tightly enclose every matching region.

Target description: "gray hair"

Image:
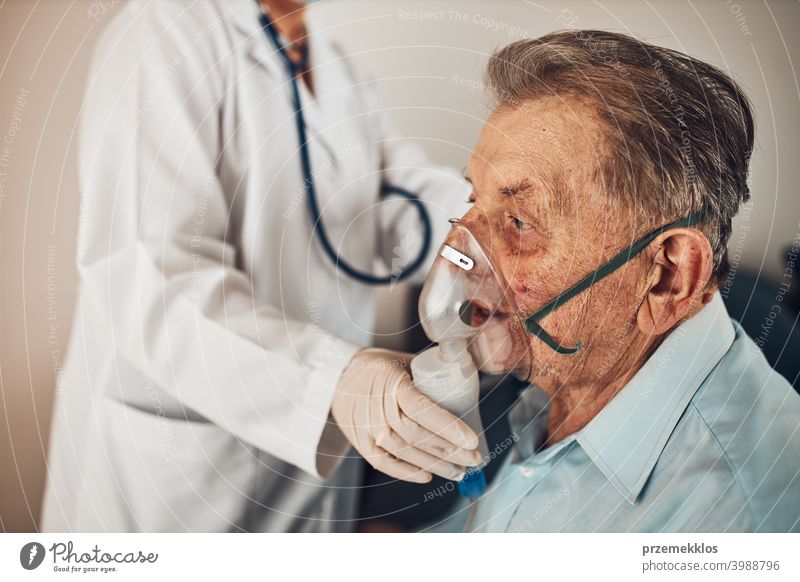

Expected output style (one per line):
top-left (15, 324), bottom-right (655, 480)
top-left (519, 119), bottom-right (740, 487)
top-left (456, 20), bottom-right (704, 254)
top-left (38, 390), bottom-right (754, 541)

top-left (485, 30), bottom-right (755, 283)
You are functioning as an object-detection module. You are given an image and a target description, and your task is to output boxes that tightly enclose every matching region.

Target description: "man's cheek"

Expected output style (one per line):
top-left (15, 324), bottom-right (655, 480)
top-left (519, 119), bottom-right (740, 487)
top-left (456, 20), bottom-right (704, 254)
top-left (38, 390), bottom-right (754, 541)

top-left (546, 283), bottom-right (633, 353)
top-left (547, 299), bottom-right (590, 342)
top-left (508, 266), bottom-right (563, 316)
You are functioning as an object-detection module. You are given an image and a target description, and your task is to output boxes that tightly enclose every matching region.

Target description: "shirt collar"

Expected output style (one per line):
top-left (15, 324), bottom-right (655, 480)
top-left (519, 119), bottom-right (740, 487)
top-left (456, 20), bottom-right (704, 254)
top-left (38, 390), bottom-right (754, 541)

top-left (575, 292), bottom-right (735, 503)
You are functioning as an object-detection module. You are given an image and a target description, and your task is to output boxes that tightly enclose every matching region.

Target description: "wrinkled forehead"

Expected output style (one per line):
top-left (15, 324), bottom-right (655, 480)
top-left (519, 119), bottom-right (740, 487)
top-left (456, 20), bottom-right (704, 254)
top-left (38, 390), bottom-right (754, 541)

top-left (469, 96), bottom-right (609, 213)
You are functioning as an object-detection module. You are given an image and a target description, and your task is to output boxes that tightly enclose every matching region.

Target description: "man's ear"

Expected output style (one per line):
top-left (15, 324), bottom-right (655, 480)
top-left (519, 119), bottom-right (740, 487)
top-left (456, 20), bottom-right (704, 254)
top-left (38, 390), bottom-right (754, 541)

top-left (637, 228), bottom-right (714, 336)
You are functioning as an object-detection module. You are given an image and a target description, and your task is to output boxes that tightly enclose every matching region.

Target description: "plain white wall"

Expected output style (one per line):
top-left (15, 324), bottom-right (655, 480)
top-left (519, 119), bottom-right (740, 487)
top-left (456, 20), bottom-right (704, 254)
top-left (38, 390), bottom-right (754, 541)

top-left (0, 0), bottom-right (797, 531)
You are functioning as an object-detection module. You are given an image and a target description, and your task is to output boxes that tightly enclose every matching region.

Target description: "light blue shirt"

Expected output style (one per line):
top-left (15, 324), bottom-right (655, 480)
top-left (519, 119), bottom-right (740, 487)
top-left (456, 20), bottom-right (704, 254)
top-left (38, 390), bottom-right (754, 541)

top-left (437, 293), bottom-right (800, 532)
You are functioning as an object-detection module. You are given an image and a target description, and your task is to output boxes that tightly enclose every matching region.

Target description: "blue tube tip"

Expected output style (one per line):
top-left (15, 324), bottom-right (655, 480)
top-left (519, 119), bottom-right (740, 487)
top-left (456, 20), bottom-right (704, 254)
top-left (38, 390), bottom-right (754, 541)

top-left (457, 466), bottom-right (486, 498)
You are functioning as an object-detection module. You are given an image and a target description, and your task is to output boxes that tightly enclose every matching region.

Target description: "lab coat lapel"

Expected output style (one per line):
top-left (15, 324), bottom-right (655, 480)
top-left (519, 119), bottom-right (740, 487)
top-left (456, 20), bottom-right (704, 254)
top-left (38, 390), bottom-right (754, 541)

top-left (228, 0), bottom-right (300, 106)
top-left (230, 2), bottom-right (348, 164)
top-left (300, 11), bottom-right (365, 167)
top-left (229, 0), bottom-right (371, 220)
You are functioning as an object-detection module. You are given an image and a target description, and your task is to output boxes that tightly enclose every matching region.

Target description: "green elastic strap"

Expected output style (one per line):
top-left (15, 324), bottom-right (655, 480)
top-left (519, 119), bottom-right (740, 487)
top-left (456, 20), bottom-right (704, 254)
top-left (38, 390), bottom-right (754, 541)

top-left (524, 210), bottom-right (706, 354)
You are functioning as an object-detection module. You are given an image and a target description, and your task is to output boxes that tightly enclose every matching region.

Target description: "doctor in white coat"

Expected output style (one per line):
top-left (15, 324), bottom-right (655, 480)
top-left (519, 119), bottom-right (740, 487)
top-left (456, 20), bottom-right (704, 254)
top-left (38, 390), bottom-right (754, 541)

top-left (42, 0), bottom-right (480, 532)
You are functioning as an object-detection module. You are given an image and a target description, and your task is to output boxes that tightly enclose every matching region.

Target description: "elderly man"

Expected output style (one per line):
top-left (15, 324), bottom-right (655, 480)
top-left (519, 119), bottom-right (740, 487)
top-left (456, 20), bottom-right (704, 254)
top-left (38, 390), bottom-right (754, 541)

top-left (432, 30), bottom-right (800, 532)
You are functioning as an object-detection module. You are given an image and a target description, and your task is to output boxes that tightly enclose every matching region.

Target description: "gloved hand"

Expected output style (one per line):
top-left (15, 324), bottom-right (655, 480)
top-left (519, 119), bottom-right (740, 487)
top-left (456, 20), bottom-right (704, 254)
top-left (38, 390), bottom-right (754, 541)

top-left (331, 348), bottom-right (483, 483)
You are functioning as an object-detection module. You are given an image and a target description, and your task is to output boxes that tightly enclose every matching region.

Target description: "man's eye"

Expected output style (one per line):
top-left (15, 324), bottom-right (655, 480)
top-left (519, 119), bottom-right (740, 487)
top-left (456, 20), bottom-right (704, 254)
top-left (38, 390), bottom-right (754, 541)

top-left (508, 214), bottom-right (533, 231)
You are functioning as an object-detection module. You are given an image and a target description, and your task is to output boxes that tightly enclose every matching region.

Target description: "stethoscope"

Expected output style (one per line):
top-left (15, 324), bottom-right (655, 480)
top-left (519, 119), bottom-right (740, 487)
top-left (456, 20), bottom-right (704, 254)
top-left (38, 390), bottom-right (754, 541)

top-left (258, 7), bottom-right (432, 285)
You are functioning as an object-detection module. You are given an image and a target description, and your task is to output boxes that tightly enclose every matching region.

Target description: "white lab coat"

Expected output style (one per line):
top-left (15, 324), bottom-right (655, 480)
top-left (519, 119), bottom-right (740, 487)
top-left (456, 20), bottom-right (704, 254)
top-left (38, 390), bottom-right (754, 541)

top-left (42, 0), bottom-right (468, 532)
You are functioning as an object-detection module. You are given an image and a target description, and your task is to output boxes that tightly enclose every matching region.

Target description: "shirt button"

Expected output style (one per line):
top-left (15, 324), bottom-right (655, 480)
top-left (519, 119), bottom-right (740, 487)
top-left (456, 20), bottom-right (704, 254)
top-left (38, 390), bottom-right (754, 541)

top-left (519, 466), bottom-right (534, 478)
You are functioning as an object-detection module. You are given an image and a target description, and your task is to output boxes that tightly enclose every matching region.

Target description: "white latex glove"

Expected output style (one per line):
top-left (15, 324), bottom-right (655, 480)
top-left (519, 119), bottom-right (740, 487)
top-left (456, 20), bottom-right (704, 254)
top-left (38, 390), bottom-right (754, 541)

top-left (331, 348), bottom-right (482, 483)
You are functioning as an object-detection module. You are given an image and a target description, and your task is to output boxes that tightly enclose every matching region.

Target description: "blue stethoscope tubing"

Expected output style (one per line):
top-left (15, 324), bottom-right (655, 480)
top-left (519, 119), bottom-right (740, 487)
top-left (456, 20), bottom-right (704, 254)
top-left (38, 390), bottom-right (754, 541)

top-left (258, 8), bottom-right (433, 285)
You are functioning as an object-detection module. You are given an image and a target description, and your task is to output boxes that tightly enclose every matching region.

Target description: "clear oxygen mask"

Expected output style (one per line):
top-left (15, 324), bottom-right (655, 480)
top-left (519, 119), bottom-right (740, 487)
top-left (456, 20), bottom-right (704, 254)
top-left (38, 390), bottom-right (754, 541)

top-left (417, 221), bottom-right (533, 380)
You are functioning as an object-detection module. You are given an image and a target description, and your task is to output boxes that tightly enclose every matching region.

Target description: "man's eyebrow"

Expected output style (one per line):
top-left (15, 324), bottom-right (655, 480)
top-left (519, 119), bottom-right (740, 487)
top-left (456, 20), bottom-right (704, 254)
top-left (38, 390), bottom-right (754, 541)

top-left (499, 179), bottom-right (534, 199)
top-left (463, 173), bottom-right (560, 211)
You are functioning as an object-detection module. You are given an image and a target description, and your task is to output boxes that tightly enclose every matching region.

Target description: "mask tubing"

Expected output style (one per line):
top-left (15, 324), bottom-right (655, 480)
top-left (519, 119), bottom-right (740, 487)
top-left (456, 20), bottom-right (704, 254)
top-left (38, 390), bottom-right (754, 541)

top-left (525, 320), bottom-right (581, 354)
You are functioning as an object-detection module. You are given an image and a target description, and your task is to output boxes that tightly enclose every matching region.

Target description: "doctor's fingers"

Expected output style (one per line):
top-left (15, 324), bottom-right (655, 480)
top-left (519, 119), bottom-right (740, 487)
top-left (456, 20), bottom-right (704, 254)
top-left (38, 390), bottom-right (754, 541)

top-left (356, 381), bottom-right (431, 483)
top-left (374, 430), bottom-right (466, 482)
top-left (359, 437), bottom-right (432, 484)
top-left (394, 382), bottom-right (479, 450)
top-left (386, 411), bottom-right (482, 467)
top-left (382, 387), bottom-right (481, 466)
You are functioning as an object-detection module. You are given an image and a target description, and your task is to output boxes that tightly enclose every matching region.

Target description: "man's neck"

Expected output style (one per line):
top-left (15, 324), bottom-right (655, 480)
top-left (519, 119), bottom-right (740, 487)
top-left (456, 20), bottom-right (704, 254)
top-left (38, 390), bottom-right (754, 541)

top-left (542, 332), bottom-right (662, 446)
